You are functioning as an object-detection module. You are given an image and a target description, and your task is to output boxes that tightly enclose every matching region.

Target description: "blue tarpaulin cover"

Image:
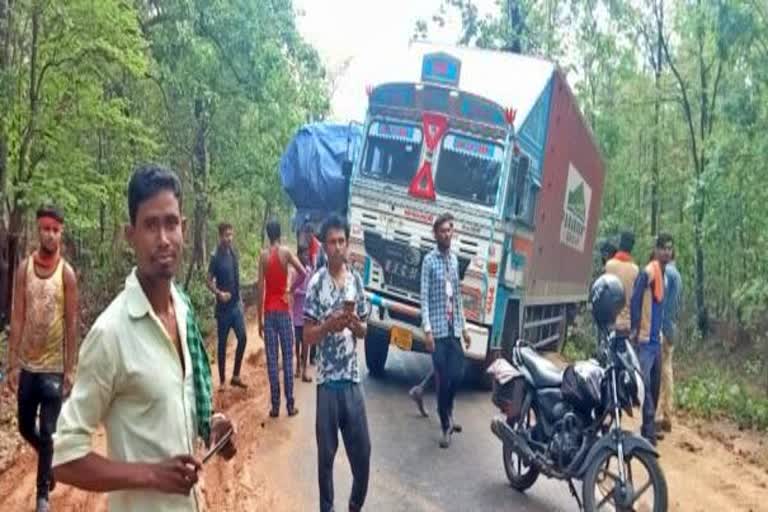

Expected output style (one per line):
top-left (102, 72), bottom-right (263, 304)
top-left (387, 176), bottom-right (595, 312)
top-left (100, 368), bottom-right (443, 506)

top-left (279, 123), bottom-right (362, 228)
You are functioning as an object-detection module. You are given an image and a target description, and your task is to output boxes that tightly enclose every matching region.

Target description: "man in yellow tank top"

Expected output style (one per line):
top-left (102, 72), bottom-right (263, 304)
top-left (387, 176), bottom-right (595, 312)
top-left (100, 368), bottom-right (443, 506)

top-left (6, 205), bottom-right (79, 512)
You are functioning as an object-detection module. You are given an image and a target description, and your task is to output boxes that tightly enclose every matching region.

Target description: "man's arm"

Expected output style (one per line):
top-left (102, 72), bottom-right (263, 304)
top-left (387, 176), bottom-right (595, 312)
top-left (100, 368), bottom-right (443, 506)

top-left (303, 318), bottom-right (327, 346)
top-left (54, 453), bottom-right (199, 494)
top-left (303, 276), bottom-right (344, 345)
top-left (285, 248), bottom-right (307, 277)
top-left (346, 273), bottom-right (368, 339)
top-left (206, 256), bottom-right (226, 302)
top-left (420, 255), bottom-right (431, 334)
top-left (630, 270), bottom-right (649, 337)
top-left (53, 324), bottom-right (201, 495)
top-left (62, 264), bottom-right (79, 390)
top-left (256, 251), bottom-right (266, 333)
top-left (6, 259), bottom-right (27, 382)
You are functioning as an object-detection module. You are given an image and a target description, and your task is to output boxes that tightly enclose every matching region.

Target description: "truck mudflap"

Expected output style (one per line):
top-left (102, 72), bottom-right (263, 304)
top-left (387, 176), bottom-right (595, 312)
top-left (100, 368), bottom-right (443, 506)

top-left (367, 291), bottom-right (489, 360)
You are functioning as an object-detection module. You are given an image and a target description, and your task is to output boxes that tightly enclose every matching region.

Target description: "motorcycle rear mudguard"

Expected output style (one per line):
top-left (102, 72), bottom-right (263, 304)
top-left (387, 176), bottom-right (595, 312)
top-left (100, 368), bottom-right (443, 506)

top-left (574, 430), bottom-right (659, 478)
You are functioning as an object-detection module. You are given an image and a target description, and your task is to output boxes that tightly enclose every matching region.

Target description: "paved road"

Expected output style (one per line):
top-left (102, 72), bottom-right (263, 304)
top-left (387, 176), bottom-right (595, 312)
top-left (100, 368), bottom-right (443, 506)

top-left (268, 345), bottom-right (577, 512)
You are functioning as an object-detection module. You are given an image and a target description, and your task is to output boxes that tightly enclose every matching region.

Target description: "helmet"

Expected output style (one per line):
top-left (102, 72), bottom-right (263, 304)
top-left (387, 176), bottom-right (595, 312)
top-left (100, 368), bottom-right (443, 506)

top-left (590, 274), bottom-right (625, 330)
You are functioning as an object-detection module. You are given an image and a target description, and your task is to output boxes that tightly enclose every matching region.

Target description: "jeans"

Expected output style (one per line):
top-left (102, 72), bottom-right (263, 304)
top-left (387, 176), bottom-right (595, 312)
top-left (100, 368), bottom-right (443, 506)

top-left (316, 383), bottom-right (371, 512)
top-left (17, 370), bottom-right (63, 499)
top-left (636, 342), bottom-right (662, 442)
top-left (264, 311), bottom-right (295, 410)
top-left (216, 304), bottom-right (248, 384)
top-left (432, 337), bottom-right (465, 432)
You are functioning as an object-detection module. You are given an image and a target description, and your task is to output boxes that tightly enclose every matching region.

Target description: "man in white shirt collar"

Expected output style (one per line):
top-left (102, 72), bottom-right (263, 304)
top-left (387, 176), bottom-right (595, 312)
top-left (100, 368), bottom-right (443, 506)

top-left (52, 165), bottom-right (235, 511)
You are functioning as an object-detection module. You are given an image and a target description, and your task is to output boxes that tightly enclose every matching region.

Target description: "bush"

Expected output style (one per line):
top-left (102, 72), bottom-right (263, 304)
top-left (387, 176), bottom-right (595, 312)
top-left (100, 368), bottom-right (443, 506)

top-left (676, 369), bottom-right (768, 431)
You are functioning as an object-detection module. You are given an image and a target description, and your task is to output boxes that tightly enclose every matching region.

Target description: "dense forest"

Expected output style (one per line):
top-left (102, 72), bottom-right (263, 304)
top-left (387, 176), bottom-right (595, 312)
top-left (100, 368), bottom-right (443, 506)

top-left (0, 0), bottom-right (329, 329)
top-left (1, 1), bottom-right (767, 395)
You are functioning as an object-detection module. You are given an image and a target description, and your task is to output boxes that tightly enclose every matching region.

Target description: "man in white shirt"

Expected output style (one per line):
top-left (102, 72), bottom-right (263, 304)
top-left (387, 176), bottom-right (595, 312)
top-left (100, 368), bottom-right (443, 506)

top-left (52, 165), bottom-right (235, 511)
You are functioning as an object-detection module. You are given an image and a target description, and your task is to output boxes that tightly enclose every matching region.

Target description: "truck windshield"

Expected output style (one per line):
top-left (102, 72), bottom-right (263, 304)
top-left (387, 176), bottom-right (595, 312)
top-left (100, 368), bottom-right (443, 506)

top-left (435, 133), bottom-right (504, 207)
top-left (360, 121), bottom-right (423, 186)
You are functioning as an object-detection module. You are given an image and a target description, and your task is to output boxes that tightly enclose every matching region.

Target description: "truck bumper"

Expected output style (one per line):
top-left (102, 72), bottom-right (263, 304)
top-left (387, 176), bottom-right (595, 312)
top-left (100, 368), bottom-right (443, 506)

top-left (367, 303), bottom-right (489, 361)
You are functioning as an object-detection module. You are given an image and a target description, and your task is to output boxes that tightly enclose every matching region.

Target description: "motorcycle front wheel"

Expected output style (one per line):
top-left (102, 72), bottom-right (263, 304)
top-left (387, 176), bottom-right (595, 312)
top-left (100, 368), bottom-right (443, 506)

top-left (582, 448), bottom-right (668, 512)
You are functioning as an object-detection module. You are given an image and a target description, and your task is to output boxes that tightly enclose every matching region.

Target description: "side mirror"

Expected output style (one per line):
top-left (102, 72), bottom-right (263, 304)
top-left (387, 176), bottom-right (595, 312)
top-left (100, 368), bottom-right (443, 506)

top-left (513, 155), bottom-right (530, 217)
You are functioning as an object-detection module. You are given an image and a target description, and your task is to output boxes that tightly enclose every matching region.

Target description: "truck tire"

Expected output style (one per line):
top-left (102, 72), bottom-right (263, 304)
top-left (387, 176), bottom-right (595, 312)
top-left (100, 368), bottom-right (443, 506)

top-left (365, 327), bottom-right (389, 377)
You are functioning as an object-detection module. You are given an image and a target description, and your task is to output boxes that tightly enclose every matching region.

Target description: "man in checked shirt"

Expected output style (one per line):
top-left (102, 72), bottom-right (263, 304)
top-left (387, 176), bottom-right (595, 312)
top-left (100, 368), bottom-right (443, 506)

top-left (420, 212), bottom-right (471, 449)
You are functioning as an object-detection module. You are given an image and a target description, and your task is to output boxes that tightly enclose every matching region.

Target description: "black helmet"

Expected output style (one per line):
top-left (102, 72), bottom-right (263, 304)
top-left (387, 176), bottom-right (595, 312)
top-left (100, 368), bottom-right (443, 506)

top-left (590, 274), bottom-right (625, 330)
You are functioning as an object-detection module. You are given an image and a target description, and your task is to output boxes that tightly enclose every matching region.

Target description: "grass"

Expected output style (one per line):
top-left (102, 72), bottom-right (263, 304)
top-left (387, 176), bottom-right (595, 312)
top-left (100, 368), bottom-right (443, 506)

top-left (675, 367), bottom-right (768, 431)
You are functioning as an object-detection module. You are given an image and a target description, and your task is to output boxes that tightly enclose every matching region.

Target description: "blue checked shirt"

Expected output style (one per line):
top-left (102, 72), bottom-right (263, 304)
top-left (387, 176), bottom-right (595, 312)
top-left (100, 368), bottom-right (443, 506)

top-left (420, 248), bottom-right (465, 339)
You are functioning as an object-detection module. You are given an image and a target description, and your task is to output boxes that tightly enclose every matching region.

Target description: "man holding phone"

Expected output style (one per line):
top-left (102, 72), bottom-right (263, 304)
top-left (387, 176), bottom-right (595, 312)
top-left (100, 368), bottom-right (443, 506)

top-left (52, 165), bottom-right (235, 511)
top-left (304, 214), bottom-right (370, 512)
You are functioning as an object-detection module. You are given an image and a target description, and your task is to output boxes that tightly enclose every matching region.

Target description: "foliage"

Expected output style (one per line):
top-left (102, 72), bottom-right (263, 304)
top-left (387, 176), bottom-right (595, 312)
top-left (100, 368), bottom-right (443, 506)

top-left (417, 0), bottom-right (768, 338)
top-left (0, 0), bottom-right (329, 330)
top-left (676, 369), bottom-right (768, 431)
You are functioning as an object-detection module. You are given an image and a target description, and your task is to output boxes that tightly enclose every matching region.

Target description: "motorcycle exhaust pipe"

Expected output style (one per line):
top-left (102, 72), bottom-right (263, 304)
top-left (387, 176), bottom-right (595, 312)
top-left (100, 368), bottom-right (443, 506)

top-left (490, 417), bottom-right (538, 465)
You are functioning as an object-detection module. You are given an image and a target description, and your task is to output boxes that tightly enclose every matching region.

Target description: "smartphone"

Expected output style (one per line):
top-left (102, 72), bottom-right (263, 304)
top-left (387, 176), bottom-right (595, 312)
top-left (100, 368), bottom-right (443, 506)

top-left (202, 427), bottom-right (234, 464)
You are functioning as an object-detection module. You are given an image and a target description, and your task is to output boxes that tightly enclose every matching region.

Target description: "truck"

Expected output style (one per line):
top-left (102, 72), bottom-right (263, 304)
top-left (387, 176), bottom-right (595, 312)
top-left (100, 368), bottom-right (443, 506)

top-left (343, 42), bottom-right (606, 380)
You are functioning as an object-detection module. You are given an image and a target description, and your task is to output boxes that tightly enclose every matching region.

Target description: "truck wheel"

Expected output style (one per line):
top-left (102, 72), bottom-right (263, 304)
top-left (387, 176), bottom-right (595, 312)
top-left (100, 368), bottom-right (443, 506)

top-left (365, 327), bottom-right (389, 377)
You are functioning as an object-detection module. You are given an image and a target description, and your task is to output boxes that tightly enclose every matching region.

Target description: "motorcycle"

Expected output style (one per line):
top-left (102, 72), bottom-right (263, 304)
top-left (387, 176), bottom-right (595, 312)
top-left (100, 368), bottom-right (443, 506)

top-left (489, 275), bottom-right (668, 511)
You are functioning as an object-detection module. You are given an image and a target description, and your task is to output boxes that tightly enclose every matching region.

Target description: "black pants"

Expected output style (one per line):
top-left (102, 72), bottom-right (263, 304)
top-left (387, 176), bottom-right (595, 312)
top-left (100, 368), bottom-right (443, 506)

top-left (216, 305), bottom-right (248, 384)
top-left (432, 337), bottom-right (465, 432)
top-left (316, 383), bottom-right (371, 512)
top-left (17, 370), bottom-right (63, 500)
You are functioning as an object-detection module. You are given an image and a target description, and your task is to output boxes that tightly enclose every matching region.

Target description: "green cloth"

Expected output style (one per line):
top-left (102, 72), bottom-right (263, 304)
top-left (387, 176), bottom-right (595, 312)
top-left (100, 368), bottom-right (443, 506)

top-left (179, 290), bottom-right (213, 445)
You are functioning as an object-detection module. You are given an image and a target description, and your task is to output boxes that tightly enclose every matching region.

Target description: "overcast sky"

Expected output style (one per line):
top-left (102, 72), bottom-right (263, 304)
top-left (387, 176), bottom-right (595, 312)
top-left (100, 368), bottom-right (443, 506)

top-left (294, 0), bottom-right (497, 121)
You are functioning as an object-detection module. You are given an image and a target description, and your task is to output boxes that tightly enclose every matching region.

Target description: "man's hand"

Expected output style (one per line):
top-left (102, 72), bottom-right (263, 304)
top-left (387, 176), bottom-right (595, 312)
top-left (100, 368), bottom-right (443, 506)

top-left (210, 414), bottom-right (237, 461)
top-left (462, 329), bottom-right (471, 350)
top-left (424, 332), bottom-right (435, 353)
top-left (5, 367), bottom-right (19, 394)
top-left (324, 310), bottom-right (348, 334)
top-left (63, 372), bottom-right (74, 397)
top-left (217, 291), bottom-right (232, 304)
top-left (146, 455), bottom-right (201, 495)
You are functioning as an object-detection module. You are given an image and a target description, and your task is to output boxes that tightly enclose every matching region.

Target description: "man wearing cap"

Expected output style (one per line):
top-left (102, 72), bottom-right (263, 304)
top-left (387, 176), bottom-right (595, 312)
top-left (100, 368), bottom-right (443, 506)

top-left (6, 205), bottom-right (79, 512)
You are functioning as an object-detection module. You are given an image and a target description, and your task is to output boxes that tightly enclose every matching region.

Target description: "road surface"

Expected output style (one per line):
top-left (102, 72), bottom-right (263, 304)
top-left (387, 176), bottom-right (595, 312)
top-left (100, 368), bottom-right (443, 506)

top-left (262, 345), bottom-right (577, 512)
top-left (1, 313), bottom-right (767, 511)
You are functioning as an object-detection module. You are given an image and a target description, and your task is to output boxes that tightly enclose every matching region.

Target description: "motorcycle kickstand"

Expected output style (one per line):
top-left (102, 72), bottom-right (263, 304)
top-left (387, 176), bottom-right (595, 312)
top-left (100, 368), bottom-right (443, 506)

top-left (568, 479), bottom-right (583, 511)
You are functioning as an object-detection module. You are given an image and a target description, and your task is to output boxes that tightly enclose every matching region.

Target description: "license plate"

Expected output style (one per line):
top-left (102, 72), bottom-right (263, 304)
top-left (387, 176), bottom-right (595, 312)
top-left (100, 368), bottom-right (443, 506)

top-left (390, 326), bottom-right (413, 351)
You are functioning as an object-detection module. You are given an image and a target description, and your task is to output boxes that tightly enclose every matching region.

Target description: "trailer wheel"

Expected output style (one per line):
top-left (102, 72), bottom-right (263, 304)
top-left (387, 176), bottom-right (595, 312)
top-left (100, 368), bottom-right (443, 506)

top-left (365, 327), bottom-right (389, 377)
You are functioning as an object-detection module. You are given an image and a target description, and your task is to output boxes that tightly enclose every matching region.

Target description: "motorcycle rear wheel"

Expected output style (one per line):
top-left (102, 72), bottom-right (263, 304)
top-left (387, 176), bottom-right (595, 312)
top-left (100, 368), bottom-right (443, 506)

top-left (502, 442), bottom-right (540, 491)
top-left (502, 407), bottom-right (539, 491)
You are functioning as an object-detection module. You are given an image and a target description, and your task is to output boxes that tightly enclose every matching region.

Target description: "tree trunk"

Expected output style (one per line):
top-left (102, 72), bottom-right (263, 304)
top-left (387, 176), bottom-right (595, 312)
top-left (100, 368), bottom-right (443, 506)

top-left (505, 0), bottom-right (524, 53)
top-left (694, 12), bottom-right (709, 335)
top-left (185, 96), bottom-right (210, 289)
top-left (650, 0), bottom-right (664, 237)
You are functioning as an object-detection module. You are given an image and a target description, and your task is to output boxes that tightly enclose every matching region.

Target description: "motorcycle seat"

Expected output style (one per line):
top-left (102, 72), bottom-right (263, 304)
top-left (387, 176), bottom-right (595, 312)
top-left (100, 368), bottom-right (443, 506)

top-left (519, 347), bottom-right (563, 388)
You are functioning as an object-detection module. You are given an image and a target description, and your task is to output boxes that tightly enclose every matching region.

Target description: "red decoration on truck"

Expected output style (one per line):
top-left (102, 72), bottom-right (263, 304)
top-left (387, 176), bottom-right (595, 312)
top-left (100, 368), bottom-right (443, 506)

top-left (408, 112), bottom-right (448, 201)
top-left (504, 107), bottom-right (517, 125)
